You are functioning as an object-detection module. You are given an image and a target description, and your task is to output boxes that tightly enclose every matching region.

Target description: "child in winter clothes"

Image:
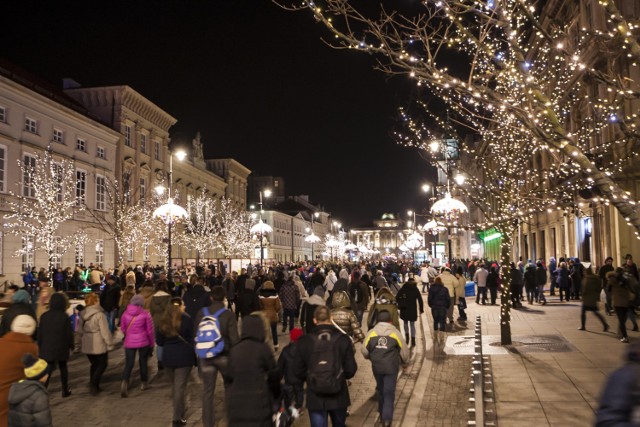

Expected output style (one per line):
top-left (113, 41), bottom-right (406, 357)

top-left (277, 328), bottom-right (304, 414)
top-left (8, 353), bottom-right (51, 427)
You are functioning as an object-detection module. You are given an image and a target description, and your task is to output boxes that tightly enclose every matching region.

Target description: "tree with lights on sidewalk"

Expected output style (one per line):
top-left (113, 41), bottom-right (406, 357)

top-left (177, 190), bottom-right (218, 266)
top-left (212, 197), bottom-right (255, 259)
top-left (4, 149), bottom-right (87, 275)
top-left (278, 0), bottom-right (640, 344)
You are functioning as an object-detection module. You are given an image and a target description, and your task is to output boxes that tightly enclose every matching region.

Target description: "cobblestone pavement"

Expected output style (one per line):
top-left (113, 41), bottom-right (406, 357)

top-left (49, 308), bottom-right (426, 427)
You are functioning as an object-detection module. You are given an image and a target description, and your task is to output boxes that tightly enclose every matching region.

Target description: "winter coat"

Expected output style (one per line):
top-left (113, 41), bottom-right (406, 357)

top-left (330, 279), bottom-right (354, 309)
top-left (595, 346), bottom-right (640, 426)
top-left (37, 294), bottom-right (73, 361)
top-left (510, 268), bottom-right (523, 288)
top-left (0, 332), bottom-right (38, 427)
top-left (348, 280), bottom-right (370, 311)
top-left (278, 281), bottom-right (301, 311)
top-left (609, 273), bottom-right (631, 308)
top-left (396, 280), bottom-right (424, 322)
top-left (367, 288), bottom-right (400, 330)
top-left (438, 271), bottom-right (457, 297)
top-left (0, 303), bottom-right (37, 339)
top-left (155, 313), bottom-right (196, 368)
top-left (120, 304), bottom-right (154, 349)
top-left (193, 301), bottom-right (240, 357)
top-left (294, 324), bottom-right (357, 411)
top-left (99, 283), bottom-right (120, 312)
top-left (226, 315), bottom-right (278, 427)
top-left (258, 288), bottom-right (281, 324)
top-left (524, 267), bottom-right (537, 290)
top-left (428, 283), bottom-right (451, 309)
top-left (78, 304), bottom-right (113, 355)
top-left (277, 342), bottom-right (301, 386)
top-left (330, 291), bottom-right (364, 342)
top-left (149, 291), bottom-right (172, 331)
top-left (294, 278), bottom-right (308, 301)
top-left (455, 274), bottom-right (467, 301)
top-left (373, 275), bottom-right (388, 291)
top-left (535, 267), bottom-right (547, 286)
top-left (237, 286), bottom-right (261, 318)
top-left (581, 273), bottom-right (602, 308)
top-left (89, 269), bottom-right (103, 286)
top-left (183, 285), bottom-right (211, 320)
top-left (473, 268), bottom-right (488, 287)
top-left (557, 268), bottom-right (570, 289)
top-left (222, 278), bottom-right (236, 301)
top-left (300, 295), bottom-right (325, 334)
top-left (362, 321), bottom-right (410, 375)
top-left (7, 380), bottom-right (51, 427)
top-left (486, 271), bottom-right (499, 289)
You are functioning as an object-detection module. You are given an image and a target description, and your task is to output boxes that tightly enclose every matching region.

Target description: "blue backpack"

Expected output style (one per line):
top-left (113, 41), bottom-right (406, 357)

top-left (195, 307), bottom-right (227, 359)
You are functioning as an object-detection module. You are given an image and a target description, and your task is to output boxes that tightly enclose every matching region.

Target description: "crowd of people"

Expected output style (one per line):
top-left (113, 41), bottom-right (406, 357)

top-left (0, 253), bottom-right (639, 426)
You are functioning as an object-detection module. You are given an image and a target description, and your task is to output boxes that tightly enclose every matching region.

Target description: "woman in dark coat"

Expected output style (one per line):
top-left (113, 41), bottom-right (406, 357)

top-left (226, 314), bottom-right (279, 427)
top-left (524, 264), bottom-right (537, 304)
top-left (156, 298), bottom-right (196, 426)
top-left (557, 262), bottom-right (571, 302)
top-left (396, 276), bottom-right (423, 347)
top-left (37, 292), bottom-right (74, 396)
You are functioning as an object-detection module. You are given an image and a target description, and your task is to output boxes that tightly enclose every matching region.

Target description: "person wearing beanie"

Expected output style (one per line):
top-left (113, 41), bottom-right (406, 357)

top-left (277, 327), bottom-right (305, 415)
top-left (0, 317), bottom-right (38, 426)
top-left (120, 292), bottom-right (155, 397)
top-left (0, 290), bottom-right (37, 339)
top-left (77, 293), bottom-right (113, 395)
top-left (7, 354), bottom-right (51, 427)
top-left (258, 281), bottom-right (282, 349)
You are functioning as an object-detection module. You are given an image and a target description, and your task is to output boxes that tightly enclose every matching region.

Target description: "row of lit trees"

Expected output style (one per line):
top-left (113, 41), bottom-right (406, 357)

top-left (3, 149), bottom-right (257, 272)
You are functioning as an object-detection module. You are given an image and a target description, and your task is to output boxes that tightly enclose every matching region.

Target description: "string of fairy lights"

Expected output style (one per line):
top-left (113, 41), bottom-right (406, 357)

top-left (284, 0), bottom-right (640, 241)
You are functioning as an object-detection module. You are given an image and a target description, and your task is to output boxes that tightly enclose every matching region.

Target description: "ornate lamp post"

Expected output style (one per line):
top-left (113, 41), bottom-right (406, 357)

top-left (250, 190), bottom-right (272, 266)
top-left (153, 149), bottom-right (187, 275)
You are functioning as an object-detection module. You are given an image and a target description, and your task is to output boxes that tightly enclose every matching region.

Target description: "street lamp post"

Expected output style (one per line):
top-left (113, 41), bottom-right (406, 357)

top-left (250, 190), bottom-right (272, 266)
top-left (153, 149), bottom-right (187, 276)
top-left (304, 212), bottom-right (320, 261)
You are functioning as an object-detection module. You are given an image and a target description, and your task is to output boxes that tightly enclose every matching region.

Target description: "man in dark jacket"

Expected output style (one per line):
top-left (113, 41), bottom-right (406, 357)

top-left (236, 279), bottom-right (261, 320)
top-left (193, 286), bottom-right (239, 427)
top-left (596, 341), bottom-right (640, 426)
top-left (294, 305), bottom-right (357, 427)
top-left (578, 267), bottom-right (609, 332)
top-left (599, 257), bottom-right (615, 315)
top-left (535, 262), bottom-right (547, 305)
top-left (348, 271), bottom-right (370, 325)
top-left (183, 282), bottom-right (211, 320)
top-left (100, 276), bottom-right (121, 333)
top-left (279, 278), bottom-right (301, 333)
top-left (428, 277), bottom-right (451, 344)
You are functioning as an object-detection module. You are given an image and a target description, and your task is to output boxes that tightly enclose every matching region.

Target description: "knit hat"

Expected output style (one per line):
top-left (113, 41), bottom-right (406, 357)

top-left (22, 353), bottom-right (48, 381)
top-left (289, 327), bottom-right (303, 343)
top-left (11, 315), bottom-right (36, 336)
top-left (11, 289), bottom-right (31, 304)
top-left (262, 281), bottom-right (275, 290)
top-left (313, 286), bottom-right (325, 297)
top-left (130, 294), bottom-right (145, 306)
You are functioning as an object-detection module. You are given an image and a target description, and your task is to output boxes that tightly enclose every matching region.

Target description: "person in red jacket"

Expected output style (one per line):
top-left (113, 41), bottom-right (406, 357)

top-left (119, 294), bottom-right (154, 397)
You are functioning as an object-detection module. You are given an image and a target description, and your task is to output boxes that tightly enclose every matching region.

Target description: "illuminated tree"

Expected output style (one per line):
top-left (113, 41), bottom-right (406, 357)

top-left (4, 149), bottom-right (86, 274)
top-left (178, 191), bottom-right (217, 265)
top-left (213, 197), bottom-right (255, 259)
top-left (279, 0), bottom-right (640, 343)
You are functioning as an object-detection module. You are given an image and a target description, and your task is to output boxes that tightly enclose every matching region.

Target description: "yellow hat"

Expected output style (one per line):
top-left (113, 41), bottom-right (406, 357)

top-left (22, 353), bottom-right (48, 381)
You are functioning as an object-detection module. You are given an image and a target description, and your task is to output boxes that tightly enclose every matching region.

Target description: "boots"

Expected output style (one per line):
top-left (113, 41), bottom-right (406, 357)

top-left (411, 337), bottom-right (416, 347)
top-left (120, 380), bottom-right (129, 398)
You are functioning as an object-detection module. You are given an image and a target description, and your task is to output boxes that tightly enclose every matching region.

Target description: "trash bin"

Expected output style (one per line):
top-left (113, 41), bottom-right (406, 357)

top-left (465, 281), bottom-right (475, 296)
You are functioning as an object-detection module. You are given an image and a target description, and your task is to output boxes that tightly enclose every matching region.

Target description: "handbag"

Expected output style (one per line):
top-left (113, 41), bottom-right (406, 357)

top-left (124, 315), bottom-right (138, 337)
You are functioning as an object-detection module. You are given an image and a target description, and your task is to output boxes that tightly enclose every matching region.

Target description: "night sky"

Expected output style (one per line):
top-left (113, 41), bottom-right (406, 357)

top-left (1, 0), bottom-right (434, 226)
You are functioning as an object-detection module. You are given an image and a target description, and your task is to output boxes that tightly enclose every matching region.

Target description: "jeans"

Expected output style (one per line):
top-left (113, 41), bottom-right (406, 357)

top-left (476, 287), bottom-right (487, 304)
top-left (123, 346), bottom-right (150, 382)
top-left (615, 306), bottom-right (629, 338)
top-left (87, 353), bottom-right (108, 391)
top-left (281, 382), bottom-right (304, 409)
top-left (488, 287), bottom-right (498, 304)
top-left (374, 372), bottom-right (398, 423)
top-left (355, 309), bottom-right (364, 325)
top-left (283, 308), bottom-right (297, 332)
top-left (446, 300), bottom-right (455, 322)
top-left (166, 366), bottom-right (191, 421)
top-left (308, 408), bottom-right (348, 427)
top-left (157, 345), bottom-right (164, 363)
top-left (628, 307), bottom-right (638, 329)
top-left (432, 307), bottom-right (447, 331)
top-left (199, 357), bottom-right (229, 427)
top-left (106, 310), bottom-right (117, 334)
top-left (581, 306), bottom-right (607, 329)
top-left (270, 322), bottom-right (279, 347)
top-left (403, 320), bottom-right (416, 338)
top-left (537, 285), bottom-right (546, 303)
top-left (458, 297), bottom-right (467, 319)
top-left (45, 360), bottom-right (69, 392)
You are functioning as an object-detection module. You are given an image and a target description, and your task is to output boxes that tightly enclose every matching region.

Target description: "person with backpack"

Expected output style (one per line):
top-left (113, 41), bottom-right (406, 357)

top-left (362, 310), bottom-right (410, 427)
top-left (120, 294), bottom-right (155, 397)
top-left (367, 287), bottom-right (400, 330)
top-left (293, 305), bottom-right (357, 427)
top-left (156, 298), bottom-right (196, 426)
top-left (395, 274), bottom-right (423, 347)
top-left (348, 271), bottom-right (370, 325)
top-left (193, 286), bottom-right (239, 427)
top-left (578, 267), bottom-right (609, 333)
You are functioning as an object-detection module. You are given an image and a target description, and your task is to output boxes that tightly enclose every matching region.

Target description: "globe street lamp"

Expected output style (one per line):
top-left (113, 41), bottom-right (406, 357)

top-left (250, 190), bottom-right (272, 266)
top-left (153, 149), bottom-right (187, 275)
top-left (304, 212), bottom-right (321, 261)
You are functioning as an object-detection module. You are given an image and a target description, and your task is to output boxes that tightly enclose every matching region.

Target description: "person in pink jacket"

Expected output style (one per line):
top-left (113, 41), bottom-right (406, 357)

top-left (119, 294), bottom-right (154, 397)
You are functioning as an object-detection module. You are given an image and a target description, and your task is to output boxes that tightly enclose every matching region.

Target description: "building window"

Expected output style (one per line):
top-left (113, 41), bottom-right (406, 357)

top-left (21, 234), bottom-right (35, 272)
top-left (96, 146), bottom-right (105, 159)
top-left (140, 177), bottom-right (146, 202)
top-left (76, 170), bottom-right (87, 206)
top-left (124, 125), bottom-right (132, 147)
top-left (22, 154), bottom-right (36, 198)
top-left (52, 236), bottom-right (62, 269)
top-left (0, 106), bottom-right (6, 123)
top-left (25, 117), bottom-right (37, 134)
top-left (126, 246), bottom-right (134, 262)
top-left (154, 140), bottom-right (161, 160)
top-left (143, 239), bottom-right (150, 262)
top-left (76, 138), bottom-right (86, 152)
top-left (96, 175), bottom-right (106, 211)
top-left (52, 128), bottom-right (64, 144)
top-left (53, 163), bottom-right (63, 203)
top-left (75, 242), bottom-right (85, 266)
top-left (95, 239), bottom-right (104, 266)
top-left (140, 133), bottom-right (147, 154)
top-left (0, 145), bottom-right (6, 192)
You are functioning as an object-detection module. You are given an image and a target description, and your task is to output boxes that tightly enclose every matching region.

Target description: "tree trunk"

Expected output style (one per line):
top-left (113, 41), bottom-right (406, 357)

top-left (500, 233), bottom-right (513, 345)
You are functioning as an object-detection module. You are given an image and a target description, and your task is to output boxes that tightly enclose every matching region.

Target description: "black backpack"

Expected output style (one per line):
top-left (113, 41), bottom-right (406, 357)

top-left (308, 330), bottom-right (344, 395)
top-left (396, 289), bottom-right (408, 310)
